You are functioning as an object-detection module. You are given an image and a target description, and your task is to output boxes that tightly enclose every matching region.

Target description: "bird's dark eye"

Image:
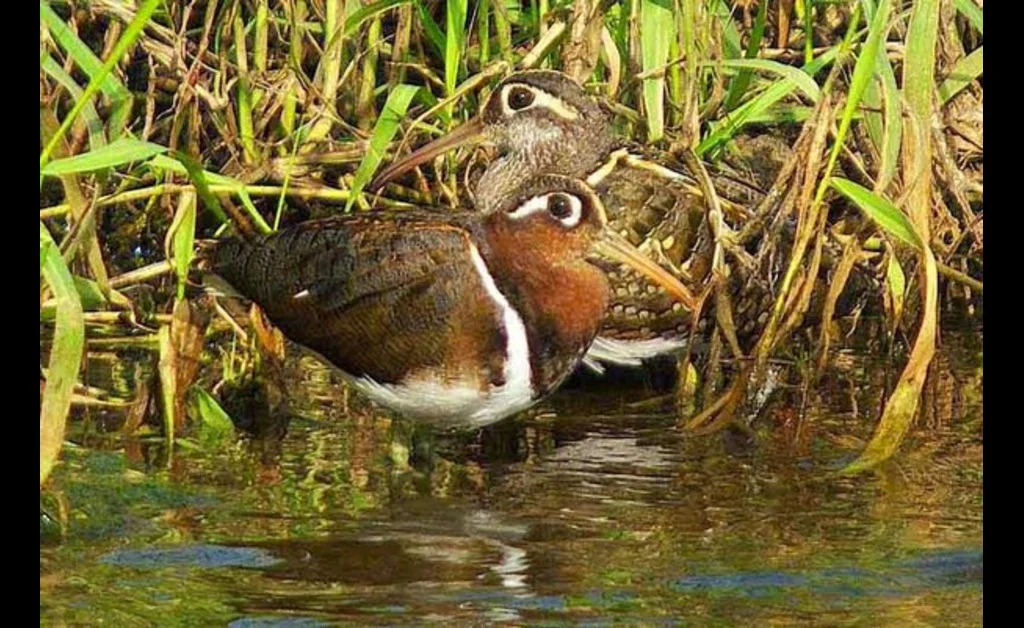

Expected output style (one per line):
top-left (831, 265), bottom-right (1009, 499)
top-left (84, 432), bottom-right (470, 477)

top-left (547, 194), bottom-right (572, 219)
top-left (507, 86), bottom-right (535, 111)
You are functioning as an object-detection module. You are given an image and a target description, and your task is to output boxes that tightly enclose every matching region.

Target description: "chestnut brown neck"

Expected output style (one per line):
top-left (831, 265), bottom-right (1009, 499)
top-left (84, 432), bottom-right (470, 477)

top-left (479, 221), bottom-right (609, 395)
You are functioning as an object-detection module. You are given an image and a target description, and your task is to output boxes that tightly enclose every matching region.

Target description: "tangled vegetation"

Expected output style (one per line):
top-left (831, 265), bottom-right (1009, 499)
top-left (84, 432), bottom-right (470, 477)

top-left (40, 0), bottom-right (982, 489)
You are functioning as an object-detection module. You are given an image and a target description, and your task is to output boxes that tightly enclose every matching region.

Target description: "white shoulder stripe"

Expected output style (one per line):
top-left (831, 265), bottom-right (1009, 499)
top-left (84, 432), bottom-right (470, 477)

top-left (305, 244), bottom-right (537, 429)
top-left (467, 243), bottom-right (535, 420)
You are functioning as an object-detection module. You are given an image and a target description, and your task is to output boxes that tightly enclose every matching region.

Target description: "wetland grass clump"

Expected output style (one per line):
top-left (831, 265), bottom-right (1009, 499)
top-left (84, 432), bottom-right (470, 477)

top-left (40, 0), bottom-right (982, 491)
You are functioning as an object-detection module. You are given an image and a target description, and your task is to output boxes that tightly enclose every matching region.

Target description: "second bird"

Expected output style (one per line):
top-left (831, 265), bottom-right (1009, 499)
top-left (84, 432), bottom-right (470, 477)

top-left (205, 175), bottom-right (694, 428)
top-left (371, 70), bottom-right (717, 369)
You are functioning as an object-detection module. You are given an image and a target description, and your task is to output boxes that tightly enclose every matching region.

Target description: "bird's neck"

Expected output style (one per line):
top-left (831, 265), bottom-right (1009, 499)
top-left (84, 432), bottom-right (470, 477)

top-left (479, 230), bottom-right (609, 396)
top-left (476, 126), bottom-right (619, 214)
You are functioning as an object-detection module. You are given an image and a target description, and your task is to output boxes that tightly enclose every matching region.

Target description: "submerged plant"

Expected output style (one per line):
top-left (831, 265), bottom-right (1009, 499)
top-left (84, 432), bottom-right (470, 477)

top-left (39, 0), bottom-right (982, 483)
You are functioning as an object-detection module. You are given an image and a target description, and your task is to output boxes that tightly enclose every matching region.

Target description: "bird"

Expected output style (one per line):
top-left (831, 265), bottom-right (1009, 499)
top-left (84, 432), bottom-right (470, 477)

top-left (369, 69), bottom-right (752, 369)
top-left (201, 175), bottom-right (695, 429)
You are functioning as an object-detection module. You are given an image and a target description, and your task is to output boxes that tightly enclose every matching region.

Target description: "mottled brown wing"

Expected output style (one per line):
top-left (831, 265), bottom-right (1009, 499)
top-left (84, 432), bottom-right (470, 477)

top-left (211, 213), bottom-right (504, 384)
top-left (590, 158), bottom-right (703, 341)
top-left (589, 144), bottom-right (776, 343)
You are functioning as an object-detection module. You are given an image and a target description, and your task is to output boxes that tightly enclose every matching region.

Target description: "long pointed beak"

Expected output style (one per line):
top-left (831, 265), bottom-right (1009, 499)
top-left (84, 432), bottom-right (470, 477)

top-left (369, 118), bottom-right (487, 191)
top-left (591, 230), bottom-right (699, 312)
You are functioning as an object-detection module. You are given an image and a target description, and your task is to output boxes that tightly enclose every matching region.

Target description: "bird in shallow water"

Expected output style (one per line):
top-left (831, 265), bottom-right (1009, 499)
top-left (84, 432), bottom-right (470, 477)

top-left (370, 69), bottom-right (741, 368)
top-left (203, 175), bottom-right (694, 429)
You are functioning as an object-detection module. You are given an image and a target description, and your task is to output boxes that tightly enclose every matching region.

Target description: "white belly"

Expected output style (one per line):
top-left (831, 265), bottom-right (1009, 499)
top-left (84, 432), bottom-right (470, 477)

top-left (348, 374), bottom-right (537, 429)
top-left (582, 335), bottom-right (688, 373)
top-left (339, 243), bottom-right (537, 429)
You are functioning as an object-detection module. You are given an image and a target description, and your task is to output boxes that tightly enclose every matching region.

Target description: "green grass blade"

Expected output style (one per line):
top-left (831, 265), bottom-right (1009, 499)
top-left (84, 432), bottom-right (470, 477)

top-left (233, 12), bottom-right (257, 164)
top-left (954, 0), bottom-right (983, 34)
top-left (151, 154), bottom-right (271, 233)
top-left (903, 0), bottom-right (940, 231)
top-left (40, 221), bottom-right (85, 486)
top-left (872, 40), bottom-right (902, 192)
top-left (478, 0), bottom-right (491, 64)
top-left (640, 0), bottom-right (675, 142)
top-left (715, 58), bottom-right (822, 102)
top-left (346, 84), bottom-right (420, 211)
top-left (742, 105), bottom-right (866, 125)
top-left (858, 0), bottom-right (901, 190)
top-left (39, 0), bottom-right (159, 167)
top-left (831, 178), bottom-right (922, 250)
top-left (723, 0), bottom-right (768, 111)
top-left (859, 0), bottom-right (884, 151)
top-left (414, 1), bottom-right (447, 60)
top-left (843, 0), bottom-right (943, 475)
top-left (493, 0), bottom-right (514, 61)
top-left (345, 0), bottom-right (410, 36)
top-left (708, 0), bottom-right (742, 59)
top-left (40, 56), bottom-right (106, 151)
top-left (40, 0), bottom-right (132, 139)
top-left (939, 46), bottom-right (983, 104)
top-left (165, 190), bottom-right (197, 301)
top-left (816, 0), bottom-right (887, 203)
top-left (40, 138), bottom-right (168, 177)
top-left (41, 275), bottom-right (122, 321)
top-left (445, 0), bottom-right (468, 116)
top-left (697, 48), bottom-right (836, 156)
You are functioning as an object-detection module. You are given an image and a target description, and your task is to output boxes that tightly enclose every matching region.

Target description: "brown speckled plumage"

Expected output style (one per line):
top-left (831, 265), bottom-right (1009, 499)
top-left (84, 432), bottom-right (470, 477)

top-left (205, 176), bottom-right (661, 424)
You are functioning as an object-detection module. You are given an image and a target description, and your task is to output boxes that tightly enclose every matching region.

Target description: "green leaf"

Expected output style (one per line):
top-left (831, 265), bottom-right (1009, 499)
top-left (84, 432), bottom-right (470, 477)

top-left (165, 190), bottom-right (197, 301)
top-left (904, 0), bottom-right (941, 124)
top-left (153, 153), bottom-right (272, 234)
top-left (820, 0), bottom-right (889, 194)
top-left (715, 58), bottom-right (821, 102)
top-left (157, 325), bottom-right (176, 445)
top-left (413, 1), bottom-right (446, 60)
top-left (445, 0), bottom-right (468, 102)
top-left (640, 0), bottom-right (675, 142)
top-left (39, 0), bottom-right (132, 138)
top-left (40, 138), bottom-right (168, 177)
top-left (40, 276), bottom-right (115, 322)
top-left (722, 0), bottom-right (768, 111)
top-left (344, 0), bottom-right (410, 36)
top-left (192, 386), bottom-right (235, 445)
top-left (708, 0), bottom-right (743, 59)
top-left (954, 0), bottom-right (983, 34)
top-left (939, 46), bottom-right (983, 104)
top-left (875, 45), bottom-right (902, 192)
top-left (885, 252), bottom-right (906, 324)
top-left (346, 84), bottom-right (420, 211)
top-left (39, 0), bottom-right (160, 168)
top-left (40, 55), bottom-right (106, 151)
top-left (698, 48), bottom-right (836, 156)
top-left (71, 276), bottom-right (109, 310)
top-left (831, 178), bottom-right (922, 250)
top-left (40, 221), bottom-right (85, 486)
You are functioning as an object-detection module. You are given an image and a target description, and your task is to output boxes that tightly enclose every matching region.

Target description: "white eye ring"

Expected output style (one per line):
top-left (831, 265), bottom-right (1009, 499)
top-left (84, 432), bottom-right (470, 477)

top-left (548, 194), bottom-right (582, 228)
top-left (500, 84), bottom-right (580, 120)
top-left (507, 193), bottom-right (583, 228)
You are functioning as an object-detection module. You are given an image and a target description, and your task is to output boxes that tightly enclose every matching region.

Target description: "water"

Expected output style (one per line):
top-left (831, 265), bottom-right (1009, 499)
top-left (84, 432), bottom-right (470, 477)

top-left (40, 331), bottom-right (982, 625)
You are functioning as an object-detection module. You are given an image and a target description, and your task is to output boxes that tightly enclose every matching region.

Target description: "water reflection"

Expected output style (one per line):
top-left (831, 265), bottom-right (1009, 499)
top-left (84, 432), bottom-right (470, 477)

top-left (41, 332), bottom-right (982, 624)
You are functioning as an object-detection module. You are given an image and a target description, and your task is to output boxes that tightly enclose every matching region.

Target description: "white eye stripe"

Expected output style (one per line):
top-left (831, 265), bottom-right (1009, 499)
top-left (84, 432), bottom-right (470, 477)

top-left (501, 84), bottom-right (580, 120)
top-left (506, 193), bottom-right (583, 228)
top-left (506, 195), bottom-right (550, 220)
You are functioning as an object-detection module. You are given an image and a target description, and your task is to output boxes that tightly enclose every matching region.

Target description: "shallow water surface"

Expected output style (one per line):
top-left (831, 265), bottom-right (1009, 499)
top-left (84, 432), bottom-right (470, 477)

top-left (40, 332), bottom-right (982, 625)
